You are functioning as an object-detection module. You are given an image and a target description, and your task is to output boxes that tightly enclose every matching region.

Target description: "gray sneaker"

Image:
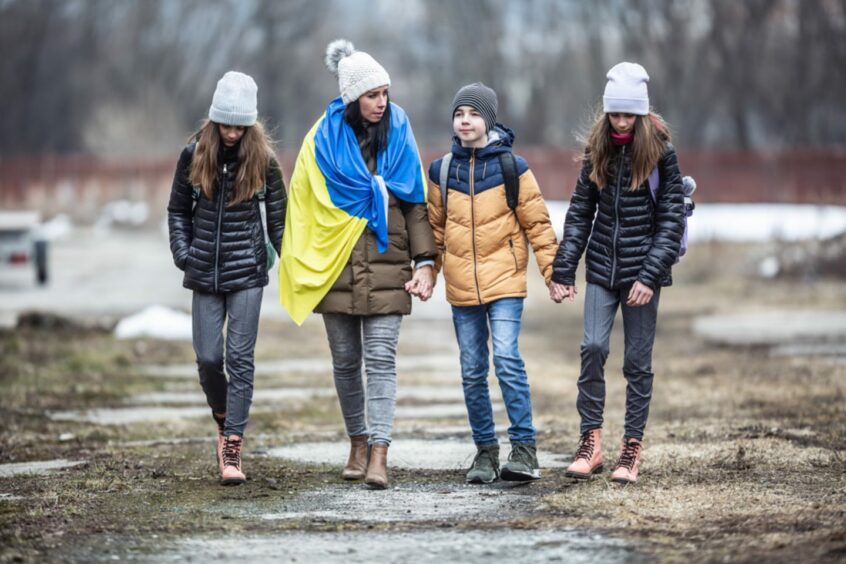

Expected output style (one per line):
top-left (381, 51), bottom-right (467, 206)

top-left (465, 444), bottom-right (500, 484)
top-left (500, 443), bottom-right (541, 481)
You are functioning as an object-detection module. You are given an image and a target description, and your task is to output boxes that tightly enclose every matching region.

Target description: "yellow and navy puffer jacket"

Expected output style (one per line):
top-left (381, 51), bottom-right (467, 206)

top-left (427, 125), bottom-right (558, 306)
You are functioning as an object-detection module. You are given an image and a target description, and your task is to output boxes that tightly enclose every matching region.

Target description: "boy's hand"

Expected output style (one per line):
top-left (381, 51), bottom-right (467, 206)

top-left (626, 281), bottom-right (654, 307)
top-left (405, 265), bottom-right (434, 301)
top-left (549, 282), bottom-right (576, 303)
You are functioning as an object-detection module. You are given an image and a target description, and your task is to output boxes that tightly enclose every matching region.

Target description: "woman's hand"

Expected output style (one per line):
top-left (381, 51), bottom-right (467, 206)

top-left (626, 281), bottom-right (654, 307)
top-left (405, 265), bottom-right (435, 301)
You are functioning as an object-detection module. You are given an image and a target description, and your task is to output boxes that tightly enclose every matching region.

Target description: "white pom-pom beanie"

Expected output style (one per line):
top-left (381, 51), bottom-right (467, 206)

top-left (325, 39), bottom-right (391, 105)
top-left (603, 62), bottom-right (650, 116)
top-left (208, 71), bottom-right (258, 126)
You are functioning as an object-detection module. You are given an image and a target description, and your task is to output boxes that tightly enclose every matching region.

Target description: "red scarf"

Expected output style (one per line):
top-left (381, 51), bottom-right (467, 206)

top-left (610, 131), bottom-right (634, 145)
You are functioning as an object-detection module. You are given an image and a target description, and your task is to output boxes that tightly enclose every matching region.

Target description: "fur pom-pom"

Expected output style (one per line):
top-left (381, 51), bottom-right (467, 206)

top-left (682, 175), bottom-right (697, 196)
top-left (325, 39), bottom-right (355, 76)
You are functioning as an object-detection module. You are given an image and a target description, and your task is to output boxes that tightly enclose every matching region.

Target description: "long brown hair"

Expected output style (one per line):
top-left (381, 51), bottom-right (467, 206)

top-left (581, 108), bottom-right (671, 190)
top-left (189, 119), bottom-right (277, 206)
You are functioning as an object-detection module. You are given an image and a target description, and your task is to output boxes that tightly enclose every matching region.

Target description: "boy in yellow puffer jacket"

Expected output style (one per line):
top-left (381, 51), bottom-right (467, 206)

top-left (427, 82), bottom-right (558, 484)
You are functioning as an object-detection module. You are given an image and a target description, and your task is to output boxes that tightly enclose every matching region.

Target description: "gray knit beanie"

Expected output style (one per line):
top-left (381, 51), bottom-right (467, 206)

top-left (603, 62), bottom-right (650, 116)
top-left (208, 71), bottom-right (258, 126)
top-left (452, 82), bottom-right (498, 132)
top-left (325, 39), bottom-right (391, 105)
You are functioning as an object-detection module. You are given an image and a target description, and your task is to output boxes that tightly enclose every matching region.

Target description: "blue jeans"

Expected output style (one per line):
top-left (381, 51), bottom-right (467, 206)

top-left (451, 297), bottom-right (535, 445)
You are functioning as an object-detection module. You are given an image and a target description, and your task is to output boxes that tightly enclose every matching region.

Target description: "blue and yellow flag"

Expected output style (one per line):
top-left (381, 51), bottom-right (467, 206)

top-left (279, 97), bottom-right (427, 325)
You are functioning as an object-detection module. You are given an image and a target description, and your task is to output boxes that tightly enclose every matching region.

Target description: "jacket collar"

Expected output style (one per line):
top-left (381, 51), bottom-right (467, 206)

top-left (450, 123), bottom-right (515, 160)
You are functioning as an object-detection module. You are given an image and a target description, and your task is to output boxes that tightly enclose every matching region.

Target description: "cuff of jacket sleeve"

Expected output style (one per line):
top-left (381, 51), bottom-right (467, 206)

top-left (414, 259), bottom-right (435, 269)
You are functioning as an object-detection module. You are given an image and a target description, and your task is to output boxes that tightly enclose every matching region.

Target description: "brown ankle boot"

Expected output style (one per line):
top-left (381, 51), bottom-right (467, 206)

top-left (221, 435), bottom-right (246, 486)
top-left (611, 438), bottom-right (643, 484)
top-left (364, 443), bottom-right (388, 489)
top-left (213, 412), bottom-right (226, 475)
top-left (341, 435), bottom-right (369, 481)
top-left (565, 429), bottom-right (604, 479)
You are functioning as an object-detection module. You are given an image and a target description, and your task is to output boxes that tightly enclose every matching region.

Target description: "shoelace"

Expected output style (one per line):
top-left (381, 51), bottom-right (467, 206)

top-left (222, 438), bottom-right (242, 467)
top-left (575, 432), bottom-right (596, 461)
top-left (472, 449), bottom-right (495, 469)
top-left (509, 445), bottom-right (532, 465)
top-left (617, 440), bottom-right (641, 470)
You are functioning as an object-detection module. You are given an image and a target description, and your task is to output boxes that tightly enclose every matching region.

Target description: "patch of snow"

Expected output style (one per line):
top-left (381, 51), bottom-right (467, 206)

top-left (114, 305), bottom-right (192, 341)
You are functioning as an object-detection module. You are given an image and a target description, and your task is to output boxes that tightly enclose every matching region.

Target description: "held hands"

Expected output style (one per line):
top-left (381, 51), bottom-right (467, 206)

top-left (626, 281), bottom-right (654, 307)
top-left (549, 281), bottom-right (577, 303)
top-left (405, 265), bottom-right (434, 301)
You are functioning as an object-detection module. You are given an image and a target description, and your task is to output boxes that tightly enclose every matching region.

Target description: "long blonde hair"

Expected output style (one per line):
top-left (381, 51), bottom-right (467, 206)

top-left (581, 108), bottom-right (670, 190)
top-left (189, 120), bottom-right (276, 206)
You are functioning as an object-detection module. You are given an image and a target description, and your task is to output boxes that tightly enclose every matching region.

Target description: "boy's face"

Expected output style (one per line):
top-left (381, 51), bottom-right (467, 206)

top-left (453, 105), bottom-right (487, 147)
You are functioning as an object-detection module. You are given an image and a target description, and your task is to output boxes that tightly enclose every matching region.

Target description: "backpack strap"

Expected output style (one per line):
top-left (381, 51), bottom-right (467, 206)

top-left (439, 153), bottom-right (453, 215)
top-left (647, 166), bottom-right (660, 202)
top-left (499, 152), bottom-right (519, 211)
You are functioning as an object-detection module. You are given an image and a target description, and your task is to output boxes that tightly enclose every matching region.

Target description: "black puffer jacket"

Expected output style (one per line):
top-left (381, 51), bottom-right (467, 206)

top-left (552, 143), bottom-right (684, 290)
top-left (167, 142), bottom-right (287, 293)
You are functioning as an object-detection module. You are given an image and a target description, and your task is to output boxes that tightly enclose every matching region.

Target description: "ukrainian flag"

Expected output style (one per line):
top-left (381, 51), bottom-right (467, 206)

top-left (279, 97), bottom-right (427, 325)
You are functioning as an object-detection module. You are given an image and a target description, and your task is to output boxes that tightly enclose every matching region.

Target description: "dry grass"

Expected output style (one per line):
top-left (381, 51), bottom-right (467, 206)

top-left (1, 242), bottom-right (845, 562)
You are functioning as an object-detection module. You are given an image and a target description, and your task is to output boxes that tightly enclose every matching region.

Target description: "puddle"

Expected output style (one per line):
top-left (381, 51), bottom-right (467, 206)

top-left (61, 529), bottom-right (637, 563)
top-left (769, 342), bottom-right (846, 364)
top-left (257, 483), bottom-right (532, 523)
top-left (395, 402), bottom-right (501, 419)
top-left (267, 439), bottom-right (569, 471)
top-left (692, 310), bottom-right (846, 346)
top-left (130, 388), bottom-right (336, 405)
top-left (128, 385), bottom-right (466, 406)
top-left (48, 406), bottom-right (219, 425)
top-left (138, 355), bottom-right (460, 379)
top-left (0, 459), bottom-right (86, 478)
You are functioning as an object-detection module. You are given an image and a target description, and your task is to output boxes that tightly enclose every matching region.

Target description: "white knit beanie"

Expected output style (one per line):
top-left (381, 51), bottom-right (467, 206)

top-left (208, 71), bottom-right (258, 126)
top-left (324, 39), bottom-right (391, 105)
top-left (603, 62), bottom-right (650, 116)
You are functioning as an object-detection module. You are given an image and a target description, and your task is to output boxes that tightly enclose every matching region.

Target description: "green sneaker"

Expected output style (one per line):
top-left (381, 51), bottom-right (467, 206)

top-left (465, 444), bottom-right (500, 484)
top-left (500, 443), bottom-right (541, 481)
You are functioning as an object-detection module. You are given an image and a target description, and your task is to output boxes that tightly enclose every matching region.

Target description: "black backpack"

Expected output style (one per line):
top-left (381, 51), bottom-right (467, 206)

top-left (438, 152), bottom-right (519, 213)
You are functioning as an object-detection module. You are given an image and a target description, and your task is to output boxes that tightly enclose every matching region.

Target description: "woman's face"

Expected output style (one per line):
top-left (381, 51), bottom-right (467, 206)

top-left (608, 113), bottom-right (637, 135)
top-left (218, 124), bottom-right (246, 147)
top-left (358, 86), bottom-right (389, 124)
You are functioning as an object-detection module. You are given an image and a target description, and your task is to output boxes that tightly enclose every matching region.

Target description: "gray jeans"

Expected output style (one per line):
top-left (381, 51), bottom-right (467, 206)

top-left (578, 282), bottom-right (660, 440)
top-left (192, 287), bottom-right (263, 437)
top-left (322, 313), bottom-right (402, 446)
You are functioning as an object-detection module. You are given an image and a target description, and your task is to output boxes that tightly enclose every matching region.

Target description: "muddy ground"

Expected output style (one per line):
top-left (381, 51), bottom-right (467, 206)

top-left (1, 241), bottom-right (845, 562)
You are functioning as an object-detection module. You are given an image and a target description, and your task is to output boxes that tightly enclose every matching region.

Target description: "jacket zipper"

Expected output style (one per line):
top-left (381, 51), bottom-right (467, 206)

top-left (508, 239), bottom-right (518, 271)
top-left (214, 163), bottom-right (226, 293)
top-left (469, 151), bottom-right (482, 304)
top-left (610, 145), bottom-right (625, 288)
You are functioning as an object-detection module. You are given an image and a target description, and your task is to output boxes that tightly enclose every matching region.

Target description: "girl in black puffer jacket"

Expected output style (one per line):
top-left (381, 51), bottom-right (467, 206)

top-left (167, 71), bottom-right (286, 486)
top-left (550, 62), bottom-right (684, 485)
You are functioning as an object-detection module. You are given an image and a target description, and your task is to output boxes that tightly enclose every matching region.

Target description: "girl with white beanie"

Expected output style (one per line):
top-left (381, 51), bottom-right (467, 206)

top-left (279, 40), bottom-right (436, 489)
top-left (549, 62), bottom-right (685, 485)
top-left (167, 71), bottom-right (287, 485)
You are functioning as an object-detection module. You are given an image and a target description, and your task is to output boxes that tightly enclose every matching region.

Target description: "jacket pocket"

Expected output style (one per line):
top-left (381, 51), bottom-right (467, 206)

top-left (508, 239), bottom-right (518, 271)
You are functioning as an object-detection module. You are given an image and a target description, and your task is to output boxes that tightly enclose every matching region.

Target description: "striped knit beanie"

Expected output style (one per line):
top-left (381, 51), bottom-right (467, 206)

top-left (452, 82), bottom-right (498, 132)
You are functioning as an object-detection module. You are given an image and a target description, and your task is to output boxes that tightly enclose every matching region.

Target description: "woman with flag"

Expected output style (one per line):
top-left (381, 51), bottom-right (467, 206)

top-left (279, 40), bottom-right (436, 489)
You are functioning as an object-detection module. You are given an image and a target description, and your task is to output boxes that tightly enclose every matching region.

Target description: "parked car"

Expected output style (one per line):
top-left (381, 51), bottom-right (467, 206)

top-left (0, 211), bottom-right (48, 284)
